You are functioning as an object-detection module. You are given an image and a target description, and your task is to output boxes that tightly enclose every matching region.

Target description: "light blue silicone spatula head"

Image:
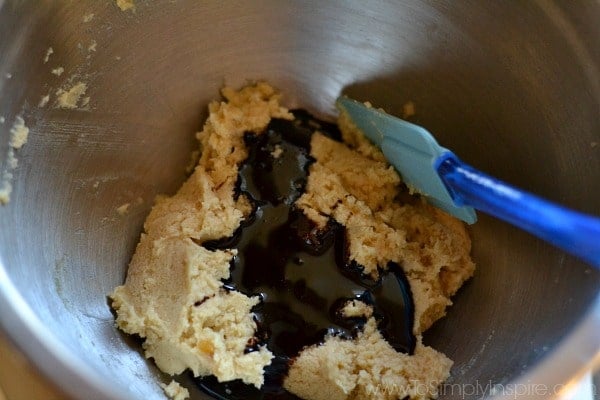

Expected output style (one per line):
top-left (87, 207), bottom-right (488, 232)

top-left (336, 97), bottom-right (477, 224)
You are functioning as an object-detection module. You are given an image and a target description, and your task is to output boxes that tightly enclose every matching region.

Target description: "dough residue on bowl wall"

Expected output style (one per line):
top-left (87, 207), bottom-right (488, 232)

top-left (1, 116), bottom-right (30, 204)
top-left (160, 381), bottom-right (189, 400)
top-left (110, 83), bottom-right (475, 400)
top-left (115, 0), bottom-right (135, 12)
top-left (55, 81), bottom-right (88, 110)
top-left (9, 116), bottom-right (29, 150)
top-left (83, 13), bottom-right (95, 23)
top-left (43, 47), bottom-right (54, 64)
top-left (38, 94), bottom-right (50, 108)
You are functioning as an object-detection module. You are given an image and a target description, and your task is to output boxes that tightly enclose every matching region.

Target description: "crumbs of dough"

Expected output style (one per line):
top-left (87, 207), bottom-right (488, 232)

top-left (43, 47), bottom-right (54, 63)
top-left (51, 67), bottom-right (65, 76)
top-left (1, 116), bottom-right (29, 204)
top-left (116, 198), bottom-right (142, 215)
top-left (39, 95), bottom-right (50, 108)
top-left (0, 179), bottom-right (12, 205)
top-left (402, 101), bottom-right (416, 118)
top-left (160, 381), bottom-right (189, 400)
top-left (83, 13), bottom-right (95, 22)
top-left (9, 117), bottom-right (29, 149)
top-left (0, 151), bottom-right (15, 205)
top-left (185, 150), bottom-right (201, 174)
top-left (116, 203), bottom-right (130, 216)
top-left (341, 300), bottom-right (373, 318)
top-left (110, 83), bottom-right (291, 389)
top-left (271, 144), bottom-right (284, 159)
top-left (116, 0), bottom-right (135, 11)
top-left (55, 82), bottom-right (88, 109)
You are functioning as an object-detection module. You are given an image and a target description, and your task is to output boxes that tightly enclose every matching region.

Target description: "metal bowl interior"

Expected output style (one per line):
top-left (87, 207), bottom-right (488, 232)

top-left (0, 1), bottom-right (599, 400)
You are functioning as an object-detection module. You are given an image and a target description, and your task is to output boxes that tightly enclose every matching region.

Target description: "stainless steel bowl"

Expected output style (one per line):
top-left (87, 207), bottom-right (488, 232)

top-left (0, 1), bottom-right (598, 399)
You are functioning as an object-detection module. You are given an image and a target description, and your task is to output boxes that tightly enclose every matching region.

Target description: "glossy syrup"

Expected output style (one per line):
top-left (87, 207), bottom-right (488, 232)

top-left (195, 111), bottom-right (416, 399)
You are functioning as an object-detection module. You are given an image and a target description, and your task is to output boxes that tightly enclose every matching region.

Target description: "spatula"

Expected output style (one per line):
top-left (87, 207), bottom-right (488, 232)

top-left (336, 97), bottom-right (600, 267)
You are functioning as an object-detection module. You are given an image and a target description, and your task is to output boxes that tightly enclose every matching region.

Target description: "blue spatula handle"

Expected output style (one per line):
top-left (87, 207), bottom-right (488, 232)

top-left (437, 153), bottom-right (600, 268)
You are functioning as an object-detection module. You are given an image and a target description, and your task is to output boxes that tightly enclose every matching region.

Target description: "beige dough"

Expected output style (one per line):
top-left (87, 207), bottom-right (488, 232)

top-left (1, 116), bottom-right (30, 205)
top-left (55, 81), bottom-right (88, 110)
top-left (115, 0), bottom-right (135, 12)
top-left (160, 380), bottom-right (190, 400)
top-left (111, 83), bottom-right (291, 388)
top-left (110, 83), bottom-right (475, 400)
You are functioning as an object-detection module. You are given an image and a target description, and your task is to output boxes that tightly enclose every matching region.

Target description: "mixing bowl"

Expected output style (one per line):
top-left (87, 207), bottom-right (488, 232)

top-left (0, 1), bottom-right (599, 399)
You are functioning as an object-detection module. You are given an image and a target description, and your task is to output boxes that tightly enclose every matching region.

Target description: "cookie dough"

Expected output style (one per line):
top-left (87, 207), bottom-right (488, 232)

top-left (110, 83), bottom-right (475, 400)
top-left (115, 0), bottom-right (135, 12)
top-left (160, 380), bottom-right (189, 400)
top-left (1, 116), bottom-right (30, 205)
top-left (9, 116), bottom-right (29, 150)
top-left (55, 81), bottom-right (88, 110)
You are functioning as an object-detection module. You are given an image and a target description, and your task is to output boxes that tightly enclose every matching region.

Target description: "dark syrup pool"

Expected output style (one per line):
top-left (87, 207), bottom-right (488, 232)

top-left (193, 110), bottom-right (416, 399)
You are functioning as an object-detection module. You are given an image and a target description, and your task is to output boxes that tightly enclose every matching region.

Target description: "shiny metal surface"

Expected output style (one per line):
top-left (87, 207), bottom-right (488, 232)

top-left (0, 1), bottom-right (598, 400)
